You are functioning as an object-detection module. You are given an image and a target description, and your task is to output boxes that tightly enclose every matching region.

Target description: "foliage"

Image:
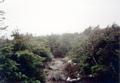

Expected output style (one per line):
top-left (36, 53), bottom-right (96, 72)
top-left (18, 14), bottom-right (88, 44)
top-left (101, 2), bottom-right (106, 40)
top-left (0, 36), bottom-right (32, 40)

top-left (46, 33), bottom-right (79, 57)
top-left (0, 36), bottom-right (50, 82)
top-left (29, 36), bottom-right (52, 62)
top-left (0, 23), bottom-right (119, 83)
top-left (71, 24), bottom-right (120, 82)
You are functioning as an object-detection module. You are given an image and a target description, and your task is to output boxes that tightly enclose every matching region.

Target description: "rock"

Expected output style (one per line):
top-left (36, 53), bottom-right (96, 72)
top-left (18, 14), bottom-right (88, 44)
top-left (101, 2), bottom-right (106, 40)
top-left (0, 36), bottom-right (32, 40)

top-left (62, 57), bottom-right (69, 61)
top-left (44, 69), bottom-right (48, 73)
top-left (53, 71), bottom-right (67, 81)
top-left (49, 66), bottom-right (58, 70)
top-left (55, 61), bottom-right (64, 68)
top-left (49, 60), bottom-right (64, 70)
top-left (52, 59), bottom-right (55, 61)
top-left (60, 73), bottom-right (66, 80)
top-left (53, 72), bottom-right (61, 81)
top-left (68, 60), bottom-right (72, 63)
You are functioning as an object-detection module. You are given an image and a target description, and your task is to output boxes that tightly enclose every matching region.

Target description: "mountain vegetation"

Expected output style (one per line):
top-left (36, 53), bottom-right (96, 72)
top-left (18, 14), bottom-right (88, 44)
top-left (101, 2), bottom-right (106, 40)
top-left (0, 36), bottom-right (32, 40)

top-left (0, 24), bottom-right (119, 83)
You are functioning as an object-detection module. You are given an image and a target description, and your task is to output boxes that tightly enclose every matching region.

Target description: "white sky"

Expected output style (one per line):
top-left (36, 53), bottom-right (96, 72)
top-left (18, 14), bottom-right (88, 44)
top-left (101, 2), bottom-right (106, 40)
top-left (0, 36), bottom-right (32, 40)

top-left (0, 0), bottom-right (120, 36)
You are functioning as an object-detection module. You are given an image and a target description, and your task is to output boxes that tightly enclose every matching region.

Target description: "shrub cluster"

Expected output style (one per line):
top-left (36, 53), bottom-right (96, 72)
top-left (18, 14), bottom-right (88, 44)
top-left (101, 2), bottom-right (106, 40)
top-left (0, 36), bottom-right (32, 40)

top-left (0, 33), bottom-right (52, 83)
top-left (72, 24), bottom-right (120, 83)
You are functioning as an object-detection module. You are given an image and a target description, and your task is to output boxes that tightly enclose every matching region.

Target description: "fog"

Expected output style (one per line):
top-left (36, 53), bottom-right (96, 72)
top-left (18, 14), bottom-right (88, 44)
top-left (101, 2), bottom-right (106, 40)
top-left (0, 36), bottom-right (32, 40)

top-left (0, 0), bottom-right (120, 36)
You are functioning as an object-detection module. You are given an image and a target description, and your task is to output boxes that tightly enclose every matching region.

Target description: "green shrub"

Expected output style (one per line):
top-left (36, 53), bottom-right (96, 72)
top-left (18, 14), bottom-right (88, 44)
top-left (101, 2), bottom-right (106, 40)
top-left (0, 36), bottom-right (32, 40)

top-left (0, 40), bottom-right (47, 83)
top-left (71, 24), bottom-right (120, 82)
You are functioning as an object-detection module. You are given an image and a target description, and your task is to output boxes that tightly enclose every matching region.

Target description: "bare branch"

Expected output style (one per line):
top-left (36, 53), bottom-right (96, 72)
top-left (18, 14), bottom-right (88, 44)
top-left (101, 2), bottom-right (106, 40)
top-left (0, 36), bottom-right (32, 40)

top-left (0, 26), bottom-right (8, 30)
top-left (0, 0), bottom-right (4, 3)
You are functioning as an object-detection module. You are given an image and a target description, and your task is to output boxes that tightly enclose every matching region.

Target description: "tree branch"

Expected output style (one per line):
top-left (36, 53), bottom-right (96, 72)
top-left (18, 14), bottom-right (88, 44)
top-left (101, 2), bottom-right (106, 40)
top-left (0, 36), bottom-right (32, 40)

top-left (0, 0), bottom-right (4, 3)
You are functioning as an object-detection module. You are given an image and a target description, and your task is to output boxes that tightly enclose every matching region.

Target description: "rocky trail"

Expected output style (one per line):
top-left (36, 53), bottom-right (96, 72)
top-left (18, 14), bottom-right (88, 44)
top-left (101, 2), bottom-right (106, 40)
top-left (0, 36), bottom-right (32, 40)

top-left (44, 57), bottom-right (69, 83)
top-left (44, 57), bottom-right (84, 83)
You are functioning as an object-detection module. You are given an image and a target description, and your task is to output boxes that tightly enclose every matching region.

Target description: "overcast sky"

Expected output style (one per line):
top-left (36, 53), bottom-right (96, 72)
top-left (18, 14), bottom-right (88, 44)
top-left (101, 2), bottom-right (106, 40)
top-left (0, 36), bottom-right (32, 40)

top-left (0, 0), bottom-right (120, 36)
